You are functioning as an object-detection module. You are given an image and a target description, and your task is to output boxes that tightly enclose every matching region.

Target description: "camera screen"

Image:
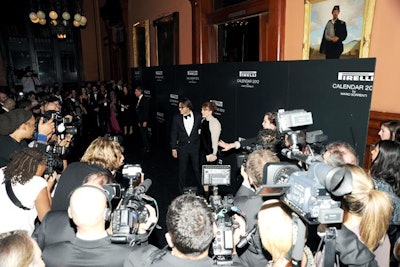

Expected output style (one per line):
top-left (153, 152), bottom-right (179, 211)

top-left (256, 184), bottom-right (290, 197)
top-left (202, 165), bottom-right (231, 186)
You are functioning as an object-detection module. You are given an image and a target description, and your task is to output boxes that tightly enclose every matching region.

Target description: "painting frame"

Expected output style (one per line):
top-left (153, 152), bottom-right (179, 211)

top-left (302, 0), bottom-right (376, 60)
top-left (153, 12), bottom-right (179, 66)
top-left (132, 19), bottom-right (150, 67)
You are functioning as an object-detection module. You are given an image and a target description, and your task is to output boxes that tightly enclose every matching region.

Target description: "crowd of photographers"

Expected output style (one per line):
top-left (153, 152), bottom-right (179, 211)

top-left (1, 91), bottom-right (400, 267)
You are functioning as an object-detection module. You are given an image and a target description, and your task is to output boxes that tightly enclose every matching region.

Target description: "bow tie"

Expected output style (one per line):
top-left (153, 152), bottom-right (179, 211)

top-left (184, 114), bottom-right (191, 119)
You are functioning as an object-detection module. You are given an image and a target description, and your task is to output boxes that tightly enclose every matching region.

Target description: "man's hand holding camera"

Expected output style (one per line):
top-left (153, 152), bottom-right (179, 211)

top-left (138, 204), bottom-right (158, 234)
top-left (37, 117), bottom-right (55, 142)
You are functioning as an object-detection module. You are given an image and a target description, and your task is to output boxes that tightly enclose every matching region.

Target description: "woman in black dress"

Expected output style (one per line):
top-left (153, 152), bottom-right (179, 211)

top-left (118, 85), bottom-right (135, 135)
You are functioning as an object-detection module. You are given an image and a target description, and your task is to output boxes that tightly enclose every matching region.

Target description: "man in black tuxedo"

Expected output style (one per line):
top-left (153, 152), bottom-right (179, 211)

top-left (88, 85), bottom-right (100, 134)
top-left (135, 86), bottom-right (151, 152)
top-left (170, 97), bottom-right (202, 194)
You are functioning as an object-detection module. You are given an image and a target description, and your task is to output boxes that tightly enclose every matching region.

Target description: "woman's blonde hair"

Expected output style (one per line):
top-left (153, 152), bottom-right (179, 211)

top-left (80, 137), bottom-right (124, 172)
top-left (258, 199), bottom-right (293, 261)
top-left (0, 230), bottom-right (34, 267)
top-left (343, 164), bottom-right (392, 251)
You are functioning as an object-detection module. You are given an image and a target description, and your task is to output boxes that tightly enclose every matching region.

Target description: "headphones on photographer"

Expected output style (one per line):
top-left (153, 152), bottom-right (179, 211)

top-left (69, 184), bottom-right (113, 221)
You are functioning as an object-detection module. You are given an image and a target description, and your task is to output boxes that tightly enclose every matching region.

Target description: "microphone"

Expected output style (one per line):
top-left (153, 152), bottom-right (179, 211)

top-left (281, 148), bottom-right (322, 164)
top-left (237, 225), bottom-right (257, 249)
top-left (134, 179), bottom-right (152, 195)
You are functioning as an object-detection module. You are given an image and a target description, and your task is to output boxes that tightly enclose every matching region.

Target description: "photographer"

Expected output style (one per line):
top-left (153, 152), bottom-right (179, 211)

top-left (0, 109), bottom-right (54, 167)
top-left (124, 194), bottom-right (246, 267)
top-left (219, 112), bottom-right (277, 152)
top-left (33, 171), bottom-right (115, 250)
top-left (258, 200), bottom-right (315, 267)
top-left (37, 96), bottom-right (76, 177)
top-left (0, 148), bottom-right (55, 236)
top-left (313, 165), bottom-right (391, 267)
top-left (43, 183), bottom-right (157, 267)
top-left (234, 149), bottom-right (280, 267)
top-left (51, 137), bottom-right (124, 211)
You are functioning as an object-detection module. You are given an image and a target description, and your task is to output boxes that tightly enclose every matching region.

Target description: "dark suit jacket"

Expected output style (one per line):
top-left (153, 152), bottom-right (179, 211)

top-left (319, 18), bottom-right (347, 56)
top-left (136, 95), bottom-right (150, 123)
top-left (170, 111), bottom-right (202, 151)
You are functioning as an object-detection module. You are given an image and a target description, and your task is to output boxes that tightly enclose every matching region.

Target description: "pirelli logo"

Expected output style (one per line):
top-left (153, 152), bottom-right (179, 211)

top-left (187, 70), bottom-right (198, 76)
top-left (338, 72), bottom-right (374, 81)
top-left (239, 71), bottom-right (257, 78)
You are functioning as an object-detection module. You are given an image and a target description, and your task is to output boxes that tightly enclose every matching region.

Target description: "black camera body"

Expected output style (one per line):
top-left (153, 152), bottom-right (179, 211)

top-left (211, 194), bottom-right (237, 265)
top-left (43, 143), bottom-right (65, 175)
top-left (111, 165), bottom-right (152, 245)
top-left (201, 165), bottom-right (239, 265)
top-left (42, 110), bottom-right (79, 138)
top-left (257, 149), bottom-right (352, 225)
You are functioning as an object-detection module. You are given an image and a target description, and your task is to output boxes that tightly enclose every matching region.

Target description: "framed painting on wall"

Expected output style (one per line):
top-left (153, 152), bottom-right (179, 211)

top-left (302, 0), bottom-right (376, 60)
top-left (153, 12), bottom-right (179, 66)
top-left (133, 20), bottom-right (150, 67)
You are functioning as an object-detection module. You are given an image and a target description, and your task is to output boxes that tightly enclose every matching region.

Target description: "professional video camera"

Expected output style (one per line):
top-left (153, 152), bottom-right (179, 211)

top-left (202, 165), bottom-right (243, 265)
top-left (111, 164), bottom-right (158, 246)
top-left (257, 156), bottom-right (352, 225)
top-left (276, 109), bottom-right (328, 153)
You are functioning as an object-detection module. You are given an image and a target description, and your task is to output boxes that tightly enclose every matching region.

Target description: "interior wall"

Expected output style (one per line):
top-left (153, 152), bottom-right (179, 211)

top-left (127, 0), bottom-right (192, 67)
top-left (368, 0), bottom-right (400, 113)
top-left (285, 0), bottom-right (400, 114)
top-left (125, 0), bottom-right (399, 114)
top-left (81, 0), bottom-right (105, 82)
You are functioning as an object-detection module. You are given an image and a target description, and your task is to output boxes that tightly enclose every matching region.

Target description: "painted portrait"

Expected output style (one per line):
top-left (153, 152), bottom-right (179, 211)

top-left (302, 0), bottom-right (376, 60)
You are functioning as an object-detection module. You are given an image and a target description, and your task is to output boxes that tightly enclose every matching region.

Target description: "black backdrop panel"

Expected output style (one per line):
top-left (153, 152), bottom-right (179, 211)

top-left (174, 65), bottom-right (202, 110)
top-left (233, 61), bottom-right (288, 140)
top-left (132, 58), bottom-right (375, 175)
top-left (287, 58), bottom-right (375, 160)
top-left (200, 62), bottom-right (239, 142)
top-left (150, 66), bottom-right (176, 149)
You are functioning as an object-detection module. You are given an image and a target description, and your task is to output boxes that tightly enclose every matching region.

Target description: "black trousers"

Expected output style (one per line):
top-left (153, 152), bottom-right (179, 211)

top-left (177, 146), bottom-right (201, 194)
top-left (139, 124), bottom-right (150, 149)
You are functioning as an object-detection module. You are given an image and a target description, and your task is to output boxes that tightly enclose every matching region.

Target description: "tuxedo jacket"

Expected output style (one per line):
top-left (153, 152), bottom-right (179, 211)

top-left (170, 111), bottom-right (202, 151)
top-left (136, 96), bottom-right (150, 123)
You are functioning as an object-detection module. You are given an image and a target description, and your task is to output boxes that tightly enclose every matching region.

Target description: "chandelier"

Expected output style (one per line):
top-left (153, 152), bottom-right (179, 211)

top-left (28, 0), bottom-right (87, 39)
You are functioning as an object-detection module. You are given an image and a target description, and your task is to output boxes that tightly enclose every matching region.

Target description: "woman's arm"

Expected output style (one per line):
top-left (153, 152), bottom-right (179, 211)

top-left (35, 187), bottom-right (52, 222)
top-left (210, 118), bottom-right (222, 155)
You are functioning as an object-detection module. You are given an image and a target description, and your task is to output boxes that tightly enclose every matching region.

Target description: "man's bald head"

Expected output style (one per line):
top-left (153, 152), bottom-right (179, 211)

top-left (68, 185), bottom-right (108, 227)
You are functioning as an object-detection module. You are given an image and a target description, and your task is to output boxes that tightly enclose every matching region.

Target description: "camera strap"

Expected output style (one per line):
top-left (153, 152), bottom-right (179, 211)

top-left (145, 245), bottom-right (168, 267)
top-left (323, 227), bottom-right (337, 267)
top-left (5, 180), bottom-right (31, 210)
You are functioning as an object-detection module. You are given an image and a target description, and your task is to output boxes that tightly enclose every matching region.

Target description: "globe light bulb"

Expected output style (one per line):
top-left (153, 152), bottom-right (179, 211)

top-left (50, 19), bottom-right (58, 26)
top-left (31, 17), bottom-right (40, 23)
top-left (49, 11), bottom-right (58, 20)
top-left (62, 12), bottom-right (70, 20)
top-left (73, 20), bottom-right (81, 27)
top-left (37, 10), bottom-right (46, 19)
top-left (29, 12), bottom-right (38, 21)
top-left (39, 18), bottom-right (46, 25)
top-left (74, 13), bottom-right (82, 22)
top-left (80, 16), bottom-right (87, 25)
